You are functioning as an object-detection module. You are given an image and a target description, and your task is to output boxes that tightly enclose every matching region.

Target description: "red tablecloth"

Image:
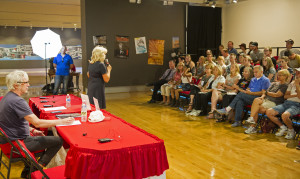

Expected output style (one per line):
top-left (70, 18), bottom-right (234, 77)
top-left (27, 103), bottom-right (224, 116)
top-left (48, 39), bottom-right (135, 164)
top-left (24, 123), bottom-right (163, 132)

top-left (29, 95), bottom-right (169, 179)
top-left (29, 94), bottom-right (95, 119)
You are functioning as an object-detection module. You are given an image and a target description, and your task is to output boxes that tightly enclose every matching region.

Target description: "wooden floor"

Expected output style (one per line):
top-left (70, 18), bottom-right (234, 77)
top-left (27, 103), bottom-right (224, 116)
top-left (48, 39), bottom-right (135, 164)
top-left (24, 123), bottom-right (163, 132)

top-left (1, 87), bottom-right (300, 178)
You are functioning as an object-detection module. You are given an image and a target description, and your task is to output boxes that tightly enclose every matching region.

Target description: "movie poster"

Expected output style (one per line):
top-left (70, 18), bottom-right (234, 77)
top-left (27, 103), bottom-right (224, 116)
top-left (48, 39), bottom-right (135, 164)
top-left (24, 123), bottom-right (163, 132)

top-left (115, 35), bottom-right (129, 59)
top-left (93, 35), bottom-right (107, 46)
top-left (172, 37), bottom-right (179, 49)
top-left (148, 39), bottom-right (165, 65)
top-left (134, 37), bottom-right (147, 54)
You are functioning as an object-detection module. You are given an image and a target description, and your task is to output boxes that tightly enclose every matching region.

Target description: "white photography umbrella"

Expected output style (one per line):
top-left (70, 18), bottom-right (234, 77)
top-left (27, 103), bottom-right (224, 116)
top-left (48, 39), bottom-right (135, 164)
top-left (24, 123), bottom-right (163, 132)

top-left (30, 29), bottom-right (63, 92)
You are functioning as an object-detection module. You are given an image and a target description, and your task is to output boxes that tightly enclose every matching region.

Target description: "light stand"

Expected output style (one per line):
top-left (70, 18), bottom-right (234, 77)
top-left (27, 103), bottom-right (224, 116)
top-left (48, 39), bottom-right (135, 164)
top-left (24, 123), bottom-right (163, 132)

top-left (44, 42), bottom-right (50, 92)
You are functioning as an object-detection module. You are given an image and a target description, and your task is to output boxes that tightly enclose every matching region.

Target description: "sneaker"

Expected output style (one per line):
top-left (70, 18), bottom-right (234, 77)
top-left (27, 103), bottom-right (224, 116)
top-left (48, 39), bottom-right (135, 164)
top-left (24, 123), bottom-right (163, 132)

top-left (246, 117), bottom-right (255, 124)
top-left (275, 125), bottom-right (288, 137)
top-left (231, 121), bottom-right (242, 127)
top-left (245, 126), bottom-right (257, 134)
top-left (285, 129), bottom-right (295, 140)
top-left (159, 101), bottom-right (165, 105)
top-left (296, 145), bottom-right (300, 150)
top-left (216, 108), bottom-right (229, 116)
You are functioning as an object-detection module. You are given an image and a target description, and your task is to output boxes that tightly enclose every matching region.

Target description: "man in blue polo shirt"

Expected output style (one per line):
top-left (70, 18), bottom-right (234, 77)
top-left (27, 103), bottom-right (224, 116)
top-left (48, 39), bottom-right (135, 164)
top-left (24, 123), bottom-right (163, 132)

top-left (216, 65), bottom-right (270, 127)
top-left (53, 46), bottom-right (74, 95)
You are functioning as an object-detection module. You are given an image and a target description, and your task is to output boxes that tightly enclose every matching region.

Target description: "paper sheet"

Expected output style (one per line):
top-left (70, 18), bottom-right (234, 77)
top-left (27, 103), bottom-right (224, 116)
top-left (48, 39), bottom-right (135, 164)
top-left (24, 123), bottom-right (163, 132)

top-left (56, 120), bottom-right (81, 127)
top-left (43, 106), bottom-right (67, 111)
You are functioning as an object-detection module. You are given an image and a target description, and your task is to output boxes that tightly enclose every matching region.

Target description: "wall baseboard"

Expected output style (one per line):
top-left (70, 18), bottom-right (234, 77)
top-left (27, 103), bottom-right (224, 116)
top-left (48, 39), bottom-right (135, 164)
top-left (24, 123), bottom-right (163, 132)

top-left (104, 85), bottom-right (151, 94)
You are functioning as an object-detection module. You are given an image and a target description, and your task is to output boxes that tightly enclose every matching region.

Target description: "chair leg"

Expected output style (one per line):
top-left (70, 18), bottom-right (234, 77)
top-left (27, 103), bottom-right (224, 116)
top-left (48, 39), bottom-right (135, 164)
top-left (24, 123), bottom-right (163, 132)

top-left (7, 147), bottom-right (14, 179)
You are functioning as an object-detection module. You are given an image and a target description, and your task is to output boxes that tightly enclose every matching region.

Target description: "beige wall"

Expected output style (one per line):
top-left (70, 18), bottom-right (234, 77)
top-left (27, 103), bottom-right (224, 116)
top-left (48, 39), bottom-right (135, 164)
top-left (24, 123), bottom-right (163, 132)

top-left (222, 0), bottom-right (300, 53)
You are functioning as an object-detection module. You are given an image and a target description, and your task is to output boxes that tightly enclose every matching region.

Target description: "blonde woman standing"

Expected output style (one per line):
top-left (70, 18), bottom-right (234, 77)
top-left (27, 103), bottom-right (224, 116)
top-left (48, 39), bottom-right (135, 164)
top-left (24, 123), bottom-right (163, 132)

top-left (87, 46), bottom-right (112, 109)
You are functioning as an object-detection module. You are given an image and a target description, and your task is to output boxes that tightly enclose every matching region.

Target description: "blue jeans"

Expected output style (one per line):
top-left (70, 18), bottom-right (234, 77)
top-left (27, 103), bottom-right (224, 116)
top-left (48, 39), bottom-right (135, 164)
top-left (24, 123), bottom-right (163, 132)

top-left (229, 92), bottom-right (257, 122)
top-left (53, 75), bottom-right (69, 95)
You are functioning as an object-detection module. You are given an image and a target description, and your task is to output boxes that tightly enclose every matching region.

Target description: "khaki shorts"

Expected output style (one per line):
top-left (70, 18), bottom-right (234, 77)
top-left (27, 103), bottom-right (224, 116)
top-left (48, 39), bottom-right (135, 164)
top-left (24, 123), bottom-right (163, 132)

top-left (261, 99), bottom-right (276, 109)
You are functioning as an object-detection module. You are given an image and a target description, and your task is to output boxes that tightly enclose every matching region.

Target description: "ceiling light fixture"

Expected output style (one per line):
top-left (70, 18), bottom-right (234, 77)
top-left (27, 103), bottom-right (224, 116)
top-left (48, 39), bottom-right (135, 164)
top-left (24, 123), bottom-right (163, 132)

top-left (137, 0), bottom-right (141, 4)
top-left (233, 0), bottom-right (237, 3)
top-left (61, 27), bottom-right (64, 31)
top-left (167, 0), bottom-right (173, 5)
top-left (4, 24), bottom-right (7, 28)
top-left (14, 26), bottom-right (17, 29)
top-left (163, 1), bottom-right (167, 5)
top-left (211, 1), bottom-right (216, 8)
top-left (30, 25), bottom-right (32, 29)
top-left (74, 24), bottom-right (77, 31)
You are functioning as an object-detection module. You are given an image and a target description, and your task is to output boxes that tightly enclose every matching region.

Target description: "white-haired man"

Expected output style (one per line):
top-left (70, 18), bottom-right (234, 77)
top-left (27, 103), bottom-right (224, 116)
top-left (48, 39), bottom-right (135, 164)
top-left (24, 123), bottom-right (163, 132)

top-left (0, 70), bottom-right (74, 178)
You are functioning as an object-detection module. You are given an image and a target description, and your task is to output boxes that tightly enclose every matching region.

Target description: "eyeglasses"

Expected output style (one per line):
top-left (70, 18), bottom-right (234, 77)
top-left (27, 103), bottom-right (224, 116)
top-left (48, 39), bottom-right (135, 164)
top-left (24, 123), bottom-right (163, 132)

top-left (17, 81), bottom-right (30, 84)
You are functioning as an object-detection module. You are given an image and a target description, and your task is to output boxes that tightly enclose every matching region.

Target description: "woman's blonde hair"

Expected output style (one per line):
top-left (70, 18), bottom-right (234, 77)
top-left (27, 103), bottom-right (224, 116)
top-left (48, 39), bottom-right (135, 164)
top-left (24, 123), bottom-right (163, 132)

top-left (230, 63), bottom-right (240, 76)
top-left (278, 69), bottom-right (290, 82)
top-left (176, 62), bottom-right (185, 72)
top-left (263, 57), bottom-right (274, 71)
top-left (217, 56), bottom-right (225, 64)
top-left (214, 65), bottom-right (223, 76)
top-left (89, 46), bottom-right (107, 64)
top-left (243, 66), bottom-right (254, 80)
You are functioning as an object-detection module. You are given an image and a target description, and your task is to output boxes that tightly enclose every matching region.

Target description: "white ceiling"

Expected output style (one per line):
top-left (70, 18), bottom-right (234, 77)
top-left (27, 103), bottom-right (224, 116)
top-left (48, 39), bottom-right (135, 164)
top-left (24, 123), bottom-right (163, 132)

top-left (0, 0), bottom-right (243, 29)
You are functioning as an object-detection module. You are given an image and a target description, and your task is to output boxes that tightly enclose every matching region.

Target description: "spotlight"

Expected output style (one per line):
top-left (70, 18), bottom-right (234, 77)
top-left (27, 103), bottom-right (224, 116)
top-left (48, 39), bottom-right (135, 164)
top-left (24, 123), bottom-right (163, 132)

top-left (163, 1), bottom-right (167, 5)
top-left (137, 0), bottom-right (141, 4)
top-left (233, 0), bottom-right (237, 3)
top-left (129, 0), bottom-right (136, 3)
top-left (211, 2), bottom-right (216, 8)
top-left (167, 0), bottom-right (173, 5)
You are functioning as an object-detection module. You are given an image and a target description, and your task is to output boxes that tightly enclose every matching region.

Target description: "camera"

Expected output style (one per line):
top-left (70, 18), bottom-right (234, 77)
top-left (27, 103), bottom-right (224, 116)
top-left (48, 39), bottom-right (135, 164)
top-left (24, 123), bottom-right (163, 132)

top-left (104, 59), bottom-right (109, 67)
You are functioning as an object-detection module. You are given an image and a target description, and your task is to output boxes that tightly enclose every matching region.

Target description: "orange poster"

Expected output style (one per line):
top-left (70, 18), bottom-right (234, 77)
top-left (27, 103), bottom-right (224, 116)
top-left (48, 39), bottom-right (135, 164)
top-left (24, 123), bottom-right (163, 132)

top-left (148, 39), bottom-right (165, 65)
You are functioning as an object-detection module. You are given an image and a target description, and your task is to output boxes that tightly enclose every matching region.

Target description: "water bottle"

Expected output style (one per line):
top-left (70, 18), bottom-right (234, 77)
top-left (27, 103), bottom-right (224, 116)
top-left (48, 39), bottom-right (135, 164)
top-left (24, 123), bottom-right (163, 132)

top-left (66, 94), bottom-right (71, 108)
top-left (81, 100), bottom-right (87, 122)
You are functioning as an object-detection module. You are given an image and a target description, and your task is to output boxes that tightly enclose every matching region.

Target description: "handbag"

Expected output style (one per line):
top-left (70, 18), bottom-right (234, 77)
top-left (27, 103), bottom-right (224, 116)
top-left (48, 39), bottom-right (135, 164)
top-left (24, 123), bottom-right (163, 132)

top-left (260, 117), bottom-right (276, 133)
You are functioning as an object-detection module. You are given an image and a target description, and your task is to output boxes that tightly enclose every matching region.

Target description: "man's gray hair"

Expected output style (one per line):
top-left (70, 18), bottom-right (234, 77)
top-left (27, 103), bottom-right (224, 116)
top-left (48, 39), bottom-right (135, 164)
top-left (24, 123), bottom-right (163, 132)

top-left (253, 65), bottom-right (263, 72)
top-left (6, 70), bottom-right (28, 91)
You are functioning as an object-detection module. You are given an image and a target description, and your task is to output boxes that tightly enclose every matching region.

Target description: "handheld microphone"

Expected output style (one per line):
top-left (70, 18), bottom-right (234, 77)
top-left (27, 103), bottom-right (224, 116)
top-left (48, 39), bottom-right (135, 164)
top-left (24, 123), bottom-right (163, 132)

top-left (104, 59), bottom-right (109, 67)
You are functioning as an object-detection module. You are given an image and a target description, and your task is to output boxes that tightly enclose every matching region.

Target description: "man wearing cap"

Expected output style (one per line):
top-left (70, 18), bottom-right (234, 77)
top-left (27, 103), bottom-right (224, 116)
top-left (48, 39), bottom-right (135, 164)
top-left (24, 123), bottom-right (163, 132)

top-left (266, 67), bottom-right (300, 139)
top-left (239, 43), bottom-right (247, 55)
top-left (227, 41), bottom-right (238, 55)
top-left (279, 39), bottom-right (300, 58)
top-left (285, 50), bottom-right (300, 68)
top-left (250, 42), bottom-right (264, 65)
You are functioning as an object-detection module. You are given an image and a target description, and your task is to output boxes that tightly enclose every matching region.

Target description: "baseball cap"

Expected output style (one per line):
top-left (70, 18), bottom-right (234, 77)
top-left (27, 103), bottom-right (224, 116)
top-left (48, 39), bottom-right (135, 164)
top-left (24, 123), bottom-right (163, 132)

top-left (285, 39), bottom-right (294, 44)
top-left (239, 43), bottom-right (246, 49)
top-left (251, 42), bottom-right (258, 47)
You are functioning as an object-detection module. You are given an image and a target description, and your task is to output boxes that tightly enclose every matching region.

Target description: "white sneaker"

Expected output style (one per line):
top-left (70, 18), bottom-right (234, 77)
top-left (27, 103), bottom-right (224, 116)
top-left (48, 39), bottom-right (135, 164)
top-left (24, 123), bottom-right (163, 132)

top-left (245, 126), bottom-right (257, 134)
top-left (246, 117), bottom-right (255, 124)
top-left (275, 125), bottom-right (288, 137)
top-left (285, 129), bottom-right (295, 140)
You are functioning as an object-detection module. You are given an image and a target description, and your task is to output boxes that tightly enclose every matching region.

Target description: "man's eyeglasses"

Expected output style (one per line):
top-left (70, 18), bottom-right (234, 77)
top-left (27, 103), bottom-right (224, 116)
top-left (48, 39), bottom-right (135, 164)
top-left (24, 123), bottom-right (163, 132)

top-left (17, 81), bottom-right (30, 84)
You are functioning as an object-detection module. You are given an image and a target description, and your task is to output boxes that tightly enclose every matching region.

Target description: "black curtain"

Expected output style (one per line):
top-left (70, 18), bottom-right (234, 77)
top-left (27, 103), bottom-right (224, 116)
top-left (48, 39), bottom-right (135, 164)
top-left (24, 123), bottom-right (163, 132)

top-left (187, 6), bottom-right (222, 58)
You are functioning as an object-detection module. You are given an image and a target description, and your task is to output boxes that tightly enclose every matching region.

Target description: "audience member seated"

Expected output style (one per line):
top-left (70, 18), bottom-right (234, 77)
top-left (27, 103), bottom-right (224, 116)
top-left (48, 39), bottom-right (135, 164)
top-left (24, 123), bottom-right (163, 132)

top-left (147, 60), bottom-right (176, 103)
top-left (239, 55), bottom-right (253, 75)
top-left (160, 62), bottom-right (184, 105)
top-left (227, 41), bottom-right (238, 55)
top-left (204, 53), bottom-right (216, 67)
top-left (195, 56), bottom-right (206, 79)
top-left (279, 39), bottom-right (300, 58)
top-left (186, 63), bottom-right (214, 113)
top-left (266, 68), bottom-right (300, 139)
top-left (184, 54), bottom-right (196, 76)
top-left (217, 44), bottom-right (224, 58)
top-left (250, 42), bottom-right (264, 65)
top-left (216, 56), bottom-right (227, 76)
top-left (221, 49), bottom-right (230, 65)
top-left (264, 46), bottom-right (277, 67)
top-left (239, 43), bottom-right (247, 55)
top-left (216, 66), bottom-right (271, 127)
top-left (220, 67), bottom-right (254, 121)
top-left (208, 64), bottom-right (241, 119)
top-left (262, 57), bottom-right (276, 82)
top-left (285, 50), bottom-right (300, 68)
top-left (245, 69), bottom-right (290, 134)
top-left (171, 66), bottom-right (192, 107)
top-left (198, 65), bottom-right (225, 116)
top-left (275, 56), bottom-right (293, 82)
top-left (225, 53), bottom-right (237, 75)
